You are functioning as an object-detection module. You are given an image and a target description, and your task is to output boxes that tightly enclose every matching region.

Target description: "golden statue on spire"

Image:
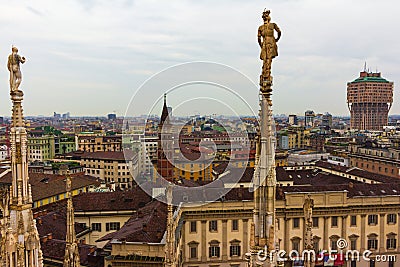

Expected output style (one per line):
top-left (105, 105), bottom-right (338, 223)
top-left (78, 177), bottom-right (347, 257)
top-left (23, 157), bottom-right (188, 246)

top-left (258, 9), bottom-right (281, 96)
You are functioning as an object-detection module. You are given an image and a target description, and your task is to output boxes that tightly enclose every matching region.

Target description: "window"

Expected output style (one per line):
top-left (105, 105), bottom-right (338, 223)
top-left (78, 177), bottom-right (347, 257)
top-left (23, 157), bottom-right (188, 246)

top-left (369, 260), bottom-right (375, 267)
top-left (331, 216), bottom-right (338, 227)
top-left (188, 241), bottom-right (199, 259)
top-left (291, 237), bottom-right (301, 252)
top-left (106, 222), bottom-right (120, 231)
top-left (367, 234), bottom-right (378, 250)
top-left (190, 247), bottom-right (197, 259)
top-left (92, 223), bottom-right (101, 232)
top-left (313, 236), bottom-right (321, 252)
top-left (209, 240), bottom-right (220, 258)
top-left (209, 220), bottom-right (218, 232)
top-left (230, 244), bottom-right (241, 257)
top-left (293, 218), bottom-right (300, 229)
top-left (330, 236), bottom-right (339, 250)
top-left (190, 221), bottom-right (197, 233)
top-left (232, 220), bottom-right (239, 231)
top-left (312, 217), bottom-right (319, 228)
top-left (386, 233), bottom-right (397, 250)
top-left (350, 215), bottom-right (357, 226)
top-left (387, 214), bottom-right (397, 224)
top-left (368, 215), bottom-right (378, 225)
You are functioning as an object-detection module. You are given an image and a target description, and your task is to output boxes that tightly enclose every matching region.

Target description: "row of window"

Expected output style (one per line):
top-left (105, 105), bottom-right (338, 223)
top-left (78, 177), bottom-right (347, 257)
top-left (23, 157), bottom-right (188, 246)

top-left (293, 234), bottom-right (397, 252)
top-left (91, 222), bottom-right (120, 232)
top-left (189, 240), bottom-right (241, 259)
top-left (354, 161), bottom-right (396, 174)
top-left (292, 214), bottom-right (397, 229)
top-left (189, 220), bottom-right (239, 233)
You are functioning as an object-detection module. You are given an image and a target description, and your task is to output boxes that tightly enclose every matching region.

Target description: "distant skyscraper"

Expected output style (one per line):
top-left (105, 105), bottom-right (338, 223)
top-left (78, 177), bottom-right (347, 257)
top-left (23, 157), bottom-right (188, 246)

top-left (107, 113), bottom-right (117, 120)
top-left (288, 114), bottom-right (298, 125)
top-left (321, 112), bottom-right (332, 128)
top-left (347, 70), bottom-right (393, 131)
top-left (304, 110), bottom-right (315, 128)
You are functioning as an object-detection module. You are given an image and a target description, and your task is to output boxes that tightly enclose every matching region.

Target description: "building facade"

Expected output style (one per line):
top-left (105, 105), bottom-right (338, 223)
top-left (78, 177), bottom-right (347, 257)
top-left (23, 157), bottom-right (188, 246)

top-left (81, 151), bottom-right (139, 189)
top-left (76, 135), bottom-right (122, 152)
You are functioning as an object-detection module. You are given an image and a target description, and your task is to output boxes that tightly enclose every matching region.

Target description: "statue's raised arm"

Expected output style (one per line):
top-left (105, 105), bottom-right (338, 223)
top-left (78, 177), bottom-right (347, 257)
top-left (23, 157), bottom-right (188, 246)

top-left (7, 46), bottom-right (26, 93)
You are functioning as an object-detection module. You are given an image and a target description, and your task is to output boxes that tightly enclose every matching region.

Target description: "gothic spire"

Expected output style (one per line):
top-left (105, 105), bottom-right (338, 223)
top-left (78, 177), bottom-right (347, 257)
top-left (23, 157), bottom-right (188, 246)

top-left (1, 46), bottom-right (43, 267)
top-left (63, 166), bottom-right (81, 267)
top-left (164, 184), bottom-right (175, 267)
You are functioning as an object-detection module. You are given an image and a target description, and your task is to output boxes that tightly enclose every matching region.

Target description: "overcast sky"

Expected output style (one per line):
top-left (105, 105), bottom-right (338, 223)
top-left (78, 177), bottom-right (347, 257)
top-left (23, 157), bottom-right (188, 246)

top-left (0, 0), bottom-right (399, 117)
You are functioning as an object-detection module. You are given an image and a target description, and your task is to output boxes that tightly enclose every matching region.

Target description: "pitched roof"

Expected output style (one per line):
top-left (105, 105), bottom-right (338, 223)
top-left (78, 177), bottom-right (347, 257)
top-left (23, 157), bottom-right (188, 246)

top-left (97, 200), bottom-right (168, 248)
top-left (73, 187), bottom-right (152, 212)
top-left (40, 239), bottom-right (100, 266)
top-left (0, 172), bottom-right (101, 202)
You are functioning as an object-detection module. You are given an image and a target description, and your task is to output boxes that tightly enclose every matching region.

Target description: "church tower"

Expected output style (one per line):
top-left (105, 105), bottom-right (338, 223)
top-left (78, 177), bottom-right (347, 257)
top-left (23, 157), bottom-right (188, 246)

top-left (1, 47), bottom-right (43, 267)
top-left (156, 94), bottom-right (174, 181)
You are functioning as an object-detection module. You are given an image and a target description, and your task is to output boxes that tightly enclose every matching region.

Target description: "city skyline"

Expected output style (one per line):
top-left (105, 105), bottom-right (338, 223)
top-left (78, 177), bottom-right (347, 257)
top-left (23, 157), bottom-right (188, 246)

top-left (0, 0), bottom-right (399, 117)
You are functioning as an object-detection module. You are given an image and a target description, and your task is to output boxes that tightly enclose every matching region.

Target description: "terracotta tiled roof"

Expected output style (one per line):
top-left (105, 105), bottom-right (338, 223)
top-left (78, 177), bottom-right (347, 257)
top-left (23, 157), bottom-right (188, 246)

top-left (279, 183), bottom-right (400, 198)
top-left (0, 172), bottom-right (101, 202)
top-left (315, 160), bottom-right (399, 183)
top-left (35, 205), bottom-right (104, 266)
top-left (346, 168), bottom-right (398, 183)
top-left (97, 200), bottom-right (168, 247)
top-left (40, 239), bottom-right (100, 266)
top-left (36, 209), bottom-right (86, 240)
top-left (81, 150), bottom-right (135, 161)
top-left (73, 187), bottom-right (152, 212)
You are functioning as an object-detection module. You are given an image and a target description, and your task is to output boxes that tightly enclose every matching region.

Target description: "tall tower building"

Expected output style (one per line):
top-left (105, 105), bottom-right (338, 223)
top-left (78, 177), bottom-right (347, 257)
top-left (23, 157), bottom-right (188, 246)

top-left (288, 114), bottom-right (298, 126)
top-left (156, 94), bottom-right (174, 181)
top-left (347, 70), bottom-right (393, 131)
top-left (304, 110), bottom-right (315, 128)
top-left (1, 47), bottom-right (43, 266)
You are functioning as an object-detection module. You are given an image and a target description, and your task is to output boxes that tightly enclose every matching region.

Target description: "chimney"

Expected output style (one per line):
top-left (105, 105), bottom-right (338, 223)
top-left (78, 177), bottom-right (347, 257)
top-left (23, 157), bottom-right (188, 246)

top-left (41, 235), bottom-right (48, 243)
top-left (142, 223), bottom-right (147, 232)
top-left (37, 218), bottom-right (42, 225)
top-left (52, 213), bottom-right (57, 220)
top-left (156, 230), bottom-right (163, 240)
top-left (348, 182), bottom-right (354, 189)
top-left (47, 233), bottom-right (52, 240)
top-left (89, 246), bottom-right (96, 254)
